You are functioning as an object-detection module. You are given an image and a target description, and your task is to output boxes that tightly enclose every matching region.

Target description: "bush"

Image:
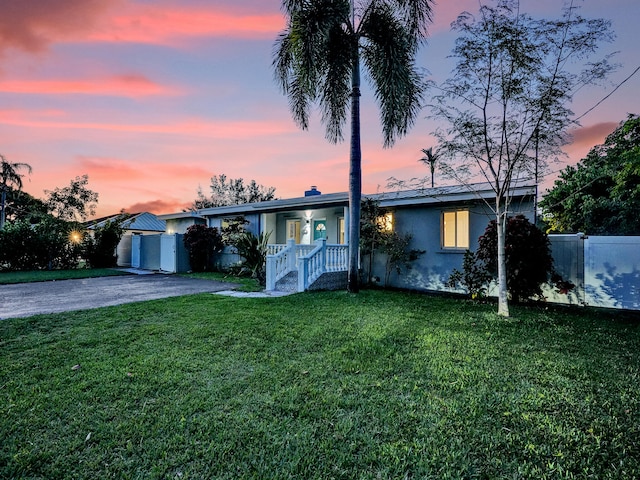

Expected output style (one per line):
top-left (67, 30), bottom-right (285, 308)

top-left (84, 218), bottom-right (125, 268)
top-left (183, 224), bottom-right (224, 272)
top-left (0, 217), bottom-right (84, 271)
top-left (448, 215), bottom-right (555, 302)
top-left (232, 231), bottom-right (270, 285)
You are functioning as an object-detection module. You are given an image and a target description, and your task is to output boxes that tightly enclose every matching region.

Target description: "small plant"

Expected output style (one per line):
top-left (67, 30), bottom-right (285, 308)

top-left (446, 250), bottom-right (492, 299)
top-left (381, 232), bottom-right (425, 286)
top-left (221, 216), bottom-right (249, 246)
top-left (232, 231), bottom-right (271, 285)
top-left (183, 224), bottom-right (224, 272)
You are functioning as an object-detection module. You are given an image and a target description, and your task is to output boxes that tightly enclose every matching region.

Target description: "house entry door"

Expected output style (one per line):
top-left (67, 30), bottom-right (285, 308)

top-left (313, 220), bottom-right (327, 241)
top-left (287, 220), bottom-right (301, 244)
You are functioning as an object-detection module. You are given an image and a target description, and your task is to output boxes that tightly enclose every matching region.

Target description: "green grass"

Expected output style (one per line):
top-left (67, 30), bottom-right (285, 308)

top-left (179, 271), bottom-right (263, 292)
top-left (1, 291), bottom-right (639, 479)
top-left (0, 268), bottom-right (131, 284)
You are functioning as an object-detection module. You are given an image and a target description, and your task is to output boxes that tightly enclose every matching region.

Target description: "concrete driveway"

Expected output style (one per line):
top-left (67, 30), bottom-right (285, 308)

top-left (0, 274), bottom-right (238, 320)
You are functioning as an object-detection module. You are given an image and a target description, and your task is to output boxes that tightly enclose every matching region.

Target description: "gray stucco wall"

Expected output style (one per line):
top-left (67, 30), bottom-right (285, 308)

top-left (369, 200), bottom-right (535, 292)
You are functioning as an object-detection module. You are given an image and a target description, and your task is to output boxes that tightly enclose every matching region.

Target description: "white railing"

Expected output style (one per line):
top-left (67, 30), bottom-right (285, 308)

top-left (266, 239), bottom-right (348, 292)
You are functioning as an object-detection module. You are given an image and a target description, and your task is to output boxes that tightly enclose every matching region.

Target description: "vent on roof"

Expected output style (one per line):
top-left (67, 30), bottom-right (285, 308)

top-left (305, 186), bottom-right (321, 197)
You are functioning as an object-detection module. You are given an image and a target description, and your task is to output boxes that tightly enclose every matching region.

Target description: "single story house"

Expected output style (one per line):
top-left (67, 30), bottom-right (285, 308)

top-left (86, 212), bottom-right (167, 267)
top-left (159, 183), bottom-right (536, 292)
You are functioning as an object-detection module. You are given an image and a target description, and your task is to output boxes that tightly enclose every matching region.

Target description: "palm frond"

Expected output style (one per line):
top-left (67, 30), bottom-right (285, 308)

top-left (320, 24), bottom-right (353, 143)
top-left (361, 3), bottom-right (425, 146)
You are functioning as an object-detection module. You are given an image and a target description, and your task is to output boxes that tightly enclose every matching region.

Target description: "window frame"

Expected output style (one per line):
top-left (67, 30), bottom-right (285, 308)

top-left (441, 209), bottom-right (470, 250)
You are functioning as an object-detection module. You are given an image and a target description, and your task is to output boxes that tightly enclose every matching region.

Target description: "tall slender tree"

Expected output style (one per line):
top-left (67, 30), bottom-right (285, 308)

top-left (427, 0), bottom-right (614, 316)
top-left (273, 0), bottom-right (433, 292)
top-left (0, 154), bottom-right (32, 230)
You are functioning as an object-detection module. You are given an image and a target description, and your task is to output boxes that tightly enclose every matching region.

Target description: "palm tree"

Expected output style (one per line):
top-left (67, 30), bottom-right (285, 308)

top-left (1, 154), bottom-right (32, 230)
top-left (273, 0), bottom-right (433, 292)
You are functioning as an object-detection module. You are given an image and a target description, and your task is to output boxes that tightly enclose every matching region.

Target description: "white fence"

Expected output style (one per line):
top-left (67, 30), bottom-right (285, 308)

top-left (546, 235), bottom-right (640, 310)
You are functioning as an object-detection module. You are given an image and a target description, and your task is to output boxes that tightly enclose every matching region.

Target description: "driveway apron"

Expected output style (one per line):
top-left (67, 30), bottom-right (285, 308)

top-left (0, 274), bottom-right (237, 320)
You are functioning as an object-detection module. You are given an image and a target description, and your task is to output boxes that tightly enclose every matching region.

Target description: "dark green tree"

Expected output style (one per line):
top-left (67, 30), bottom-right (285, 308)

top-left (45, 174), bottom-right (99, 222)
top-left (273, 0), bottom-right (434, 292)
top-left (448, 215), bottom-right (557, 303)
top-left (0, 154), bottom-right (32, 230)
top-left (191, 174), bottom-right (276, 209)
top-left (1, 187), bottom-right (48, 224)
top-left (84, 216), bottom-right (126, 268)
top-left (183, 224), bottom-right (224, 272)
top-left (540, 115), bottom-right (640, 234)
top-left (427, 0), bottom-right (614, 315)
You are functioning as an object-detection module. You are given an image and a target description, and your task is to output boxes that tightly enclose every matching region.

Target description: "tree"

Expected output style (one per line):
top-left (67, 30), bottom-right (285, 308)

top-left (45, 175), bottom-right (98, 222)
top-left (540, 114), bottom-right (640, 234)
top-left (0, 154), bottom-right (32, 230)
top-left (359, 198), bottom-right (391, 284)
top-left (191, 174), bottom-right (276, 209)
top-left (427, 0), bottom-right (614, 315)
top-left (84, 217), bottom-right (125, 268)
top-left (1, 187), bottom-right (48, 224)
top-left (273, 0), bottom-right (434, 292)
top-left (182, 224), bottom-right (224, 272)
top-left (447, 215), bottom-right (561, 303)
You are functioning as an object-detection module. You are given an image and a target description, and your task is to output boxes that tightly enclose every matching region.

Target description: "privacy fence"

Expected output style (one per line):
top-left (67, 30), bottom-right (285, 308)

top-left (545, 235), bottom-right (640, 311)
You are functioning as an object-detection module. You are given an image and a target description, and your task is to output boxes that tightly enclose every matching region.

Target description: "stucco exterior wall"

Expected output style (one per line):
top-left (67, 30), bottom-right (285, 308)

top-left (369, 199), bottom-right (535, 292)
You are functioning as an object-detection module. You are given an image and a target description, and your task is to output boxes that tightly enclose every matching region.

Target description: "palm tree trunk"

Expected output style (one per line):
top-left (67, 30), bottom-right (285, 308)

top-left (347, 46), bottom-right (362, 293)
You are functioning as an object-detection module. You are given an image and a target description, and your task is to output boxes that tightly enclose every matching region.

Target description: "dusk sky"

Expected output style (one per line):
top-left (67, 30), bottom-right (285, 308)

top-left (1, 0), bottom-right (638, 218)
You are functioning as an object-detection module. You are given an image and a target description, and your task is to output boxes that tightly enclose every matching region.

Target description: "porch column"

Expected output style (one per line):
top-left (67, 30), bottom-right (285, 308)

top-left (343, 206), bottom-right (349, 244)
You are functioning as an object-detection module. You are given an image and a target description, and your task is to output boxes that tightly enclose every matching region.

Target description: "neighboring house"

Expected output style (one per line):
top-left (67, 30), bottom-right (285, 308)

top-left (159, 183), bottom-right (536, 292)
top-left (86, 212), bottom-right (167, 267)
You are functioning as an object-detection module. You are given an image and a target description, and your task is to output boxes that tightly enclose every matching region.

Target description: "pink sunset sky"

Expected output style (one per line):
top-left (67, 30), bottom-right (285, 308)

top-left (1, 0), bottom-right (638, 218)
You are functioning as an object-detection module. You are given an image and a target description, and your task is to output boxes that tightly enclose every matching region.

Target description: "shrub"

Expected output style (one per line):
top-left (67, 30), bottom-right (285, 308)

top-left (183, 224), bottom-right (224, 272)
top-left (446, 250), bottom-right (493, 299)
top-left (84, 218), bottom-right (125, 268)
top-left (232, 231), bottom-right (271, 285)
top-left (0, 217), bottom-right (84, 271)
top-left (448, 215), bottom-right (556, 302)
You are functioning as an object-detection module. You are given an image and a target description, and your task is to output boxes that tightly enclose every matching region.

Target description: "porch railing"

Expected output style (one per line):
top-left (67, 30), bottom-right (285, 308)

top-left (266, 238), bottom-right (348, 292)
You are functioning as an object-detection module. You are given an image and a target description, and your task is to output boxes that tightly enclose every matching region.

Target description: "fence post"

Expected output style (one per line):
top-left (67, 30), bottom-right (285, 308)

top-left (287, 238), bottom-right (297, 271)
top-left (298, 256), bottom-right (308, 292)
top-left (266, 255), bottom-right (275, 291)
top-left (318, 238), bottom-right (327, 275)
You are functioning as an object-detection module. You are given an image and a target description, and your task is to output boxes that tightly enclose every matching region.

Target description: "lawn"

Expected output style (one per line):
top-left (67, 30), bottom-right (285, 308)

top-left (1, 291), bottom-right (638, 479)
top-left (0, 268), bottom-right (130, 285)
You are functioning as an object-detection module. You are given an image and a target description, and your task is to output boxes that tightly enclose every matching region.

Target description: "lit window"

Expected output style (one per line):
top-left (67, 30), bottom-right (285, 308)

top-left (377, 212), bottom-right (394, 232)
top-left (442, 210), bottom-right (469, 249)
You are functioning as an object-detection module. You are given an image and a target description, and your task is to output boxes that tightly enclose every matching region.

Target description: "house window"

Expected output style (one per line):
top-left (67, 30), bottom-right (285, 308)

top-left (442, 210), bottom-right (469, 249)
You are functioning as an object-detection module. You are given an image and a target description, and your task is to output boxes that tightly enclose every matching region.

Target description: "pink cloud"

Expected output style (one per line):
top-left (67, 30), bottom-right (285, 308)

top-left (124, 199), bottom-right (190, 215)
top-left (76, 156), bottom-right (212, 182)
top-left (0, 1), bottom-right (283, 55)
top-left (0, 0), bottom-right (122, 54)
top-left (0, 74), bottom-right (182, 97)
top-left (0, 109), bottom-right (296, 138)
top-left (86, 6), bottom-right (285, 45)
top-left (569, 122), bottom-right (618, 150)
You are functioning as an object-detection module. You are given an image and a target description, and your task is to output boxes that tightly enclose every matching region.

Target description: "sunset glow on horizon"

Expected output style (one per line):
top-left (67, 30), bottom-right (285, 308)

top-left (1, 0), bottom-right (638, 218)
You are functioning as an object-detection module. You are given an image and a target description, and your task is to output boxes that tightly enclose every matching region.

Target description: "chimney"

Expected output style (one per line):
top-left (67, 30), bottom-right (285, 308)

top-left (304, 185), bottom-right (321, 197)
